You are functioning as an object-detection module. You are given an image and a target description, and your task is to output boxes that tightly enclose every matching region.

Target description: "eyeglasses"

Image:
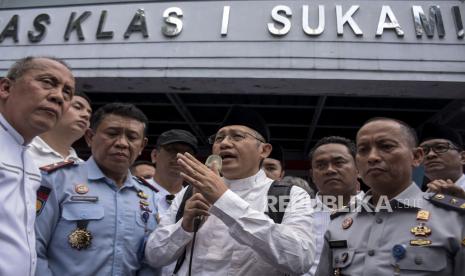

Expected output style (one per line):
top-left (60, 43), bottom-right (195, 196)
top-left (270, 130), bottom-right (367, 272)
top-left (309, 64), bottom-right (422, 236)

top-left (208, 131), bottom-right (265, 144)
top-left (420, 143), bottom-right (459, 155)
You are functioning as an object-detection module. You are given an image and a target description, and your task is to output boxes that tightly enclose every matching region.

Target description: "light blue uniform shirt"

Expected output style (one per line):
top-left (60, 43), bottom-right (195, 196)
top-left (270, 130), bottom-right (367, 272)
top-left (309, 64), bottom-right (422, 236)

top-left (35, 157), bottom-right (159, 276)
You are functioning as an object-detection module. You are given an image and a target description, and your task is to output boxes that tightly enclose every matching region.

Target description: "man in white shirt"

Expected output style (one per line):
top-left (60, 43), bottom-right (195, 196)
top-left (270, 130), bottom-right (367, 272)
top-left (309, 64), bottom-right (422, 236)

top-left (304, 136), bottom-right (363, 276)
top-left (419, 123), bottom-right (465, 198)
top-left (147, 129), bottom-right (198, 276)
top-left (0, 56), bottom-right (74, 276)
top-left (29, 91), bottom-right (92, 167)
top-left (145, 105), bottom-right (315, 275)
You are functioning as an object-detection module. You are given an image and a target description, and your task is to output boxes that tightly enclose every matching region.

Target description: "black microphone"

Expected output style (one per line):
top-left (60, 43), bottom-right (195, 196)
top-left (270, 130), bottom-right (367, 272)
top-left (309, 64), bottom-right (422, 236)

top-left (193, 155), bottom-right (222, 232)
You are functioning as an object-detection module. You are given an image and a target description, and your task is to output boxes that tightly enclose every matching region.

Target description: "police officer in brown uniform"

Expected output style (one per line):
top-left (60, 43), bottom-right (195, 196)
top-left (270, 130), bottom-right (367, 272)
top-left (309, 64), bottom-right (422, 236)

top-left (316, 117), bottom-right (465, 276)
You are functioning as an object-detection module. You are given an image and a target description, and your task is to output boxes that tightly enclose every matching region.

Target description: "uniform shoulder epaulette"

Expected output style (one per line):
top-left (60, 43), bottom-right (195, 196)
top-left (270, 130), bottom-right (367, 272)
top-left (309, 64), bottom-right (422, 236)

top-left (133, 176), bottom-right (159, 193)
top-left (426, 193), bottom-right (465, 214)
top-left (39, 160), bottom-right (75, 173)
top-left (330, 205), bottom-right (350, 220)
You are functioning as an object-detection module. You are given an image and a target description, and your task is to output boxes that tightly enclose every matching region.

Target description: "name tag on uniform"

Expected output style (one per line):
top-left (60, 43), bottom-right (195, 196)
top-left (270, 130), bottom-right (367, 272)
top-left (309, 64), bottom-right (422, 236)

top-left (70, 196), bottom-right (99, 202)
top-left (329, 240), bottom-right (348, 249)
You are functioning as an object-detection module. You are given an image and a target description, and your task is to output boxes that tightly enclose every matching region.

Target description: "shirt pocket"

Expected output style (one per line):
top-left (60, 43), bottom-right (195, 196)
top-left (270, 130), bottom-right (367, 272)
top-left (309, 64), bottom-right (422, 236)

top-left (53, 202), bottom-right (104, 250)
top-left (62, 202), bottom-right (104, 221)
top-left (392, 245), bottom-right (447, 272)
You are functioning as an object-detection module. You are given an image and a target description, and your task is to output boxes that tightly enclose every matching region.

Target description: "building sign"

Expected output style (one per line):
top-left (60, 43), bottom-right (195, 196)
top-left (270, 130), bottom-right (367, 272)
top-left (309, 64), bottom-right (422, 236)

top-left (0, 1), bottom-right (463, 44)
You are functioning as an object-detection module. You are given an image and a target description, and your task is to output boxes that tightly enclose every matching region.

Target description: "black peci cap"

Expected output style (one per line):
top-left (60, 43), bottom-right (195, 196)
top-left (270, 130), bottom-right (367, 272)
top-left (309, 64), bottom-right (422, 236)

top-left (419, 123), bottom-right (463, 148)
top-left (219, 105), bottom-right (270, 142)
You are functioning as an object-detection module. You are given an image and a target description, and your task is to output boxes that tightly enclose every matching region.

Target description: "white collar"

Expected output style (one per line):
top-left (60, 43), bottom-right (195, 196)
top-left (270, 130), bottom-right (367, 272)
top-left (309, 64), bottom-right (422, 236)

top-left (31, 136), bottom-right (79, 159)
top-left (0, 113), bottom-right (25, 145)
top-left (224, 169), bottom-right (269, 191)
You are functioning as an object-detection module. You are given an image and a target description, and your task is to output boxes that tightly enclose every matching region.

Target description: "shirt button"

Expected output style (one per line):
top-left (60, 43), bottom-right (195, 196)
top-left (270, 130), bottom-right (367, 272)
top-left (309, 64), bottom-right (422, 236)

top-left (414, 256), bottom-right (423, 265)
top-left (367, 249), bottom-right (375, 256)
top-left (376, 217), bottom-right (383, 224)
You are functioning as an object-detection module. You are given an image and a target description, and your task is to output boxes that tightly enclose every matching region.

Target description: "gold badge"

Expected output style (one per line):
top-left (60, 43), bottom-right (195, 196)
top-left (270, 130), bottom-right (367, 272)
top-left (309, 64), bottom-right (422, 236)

top-left (460, 203), bottom-right (465, 209)
top-left (450, 198), bottom-right (458, 204)
top-left (416, 210), bottom-right (430, 221)
top-left (434, 194), bottom-right (445, 200)
top-left (342, 217), bottom-right (353, 230)
top-left (410, 223), bottom-right (432, 237)
top-left (68, 228), bottom-right (92, 250)
top-left (75, 184), bottom-right (89, 194)
top-left (410, 239), bottom-right (432, 246)
top-left (138, 191), bottom-right (148, 199)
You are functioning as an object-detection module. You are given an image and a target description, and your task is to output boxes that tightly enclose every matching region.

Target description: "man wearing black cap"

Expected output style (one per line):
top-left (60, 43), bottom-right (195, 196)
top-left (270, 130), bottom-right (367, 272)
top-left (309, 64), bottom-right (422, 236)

top-left (145, 106), bottom-right (314, 275)
top-left (149, 129), bottom-right (198, 214)
top-left (146, 129), bottom-right (198, 276)
top-left (262, 142), bottom-right (286, 180)
top-left (419, 123), bottom-right (465, 198)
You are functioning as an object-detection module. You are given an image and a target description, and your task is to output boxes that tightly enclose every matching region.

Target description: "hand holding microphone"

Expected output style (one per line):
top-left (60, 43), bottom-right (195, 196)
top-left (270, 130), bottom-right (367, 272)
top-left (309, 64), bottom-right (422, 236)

top-left (177, 153), bottom-right (227, 232)
top-left (177, 152), bottom-right (227, 204)
top-left (193, 155), bottom-right (223, 230)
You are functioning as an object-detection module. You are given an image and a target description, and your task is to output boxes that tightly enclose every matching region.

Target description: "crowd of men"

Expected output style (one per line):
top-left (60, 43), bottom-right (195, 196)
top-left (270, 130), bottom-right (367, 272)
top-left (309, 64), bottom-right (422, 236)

top-left (1, 56), bottom-right (464, 276)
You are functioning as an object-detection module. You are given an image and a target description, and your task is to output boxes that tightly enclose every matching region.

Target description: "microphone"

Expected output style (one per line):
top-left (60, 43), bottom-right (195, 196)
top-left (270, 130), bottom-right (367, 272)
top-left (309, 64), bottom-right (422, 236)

top-left (193, 155), bottom-right (223, 232)
top-left (205, 154), bottom-right (222, 172)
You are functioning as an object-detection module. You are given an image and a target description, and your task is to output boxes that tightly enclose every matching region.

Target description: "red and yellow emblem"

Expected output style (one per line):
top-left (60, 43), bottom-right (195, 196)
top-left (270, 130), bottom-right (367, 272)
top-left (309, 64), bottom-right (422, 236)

top-left (342, 217), bottom-right (353, 230)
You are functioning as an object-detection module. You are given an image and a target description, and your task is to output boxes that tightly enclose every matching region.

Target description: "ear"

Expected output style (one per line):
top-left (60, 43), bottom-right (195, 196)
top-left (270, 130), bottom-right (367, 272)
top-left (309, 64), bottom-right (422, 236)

top-left (84, 128), bottom-right (95, 147)
top-left (355, 179), bottom-right (361, 192)
top-left (260, 143), bottom-right (272, 160)
top-left (412, 147), bottom-right (424, 168)
top-left (460, 150), bottom-right (465, 165)
top-left (0, 78), bottom-right (12, 100)
top-left (151, 148), bottom-right (158, 163)
top-left (139, 137), bottom-right (148, 156)
top-left (279, 169), bottom-right (285, 179)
